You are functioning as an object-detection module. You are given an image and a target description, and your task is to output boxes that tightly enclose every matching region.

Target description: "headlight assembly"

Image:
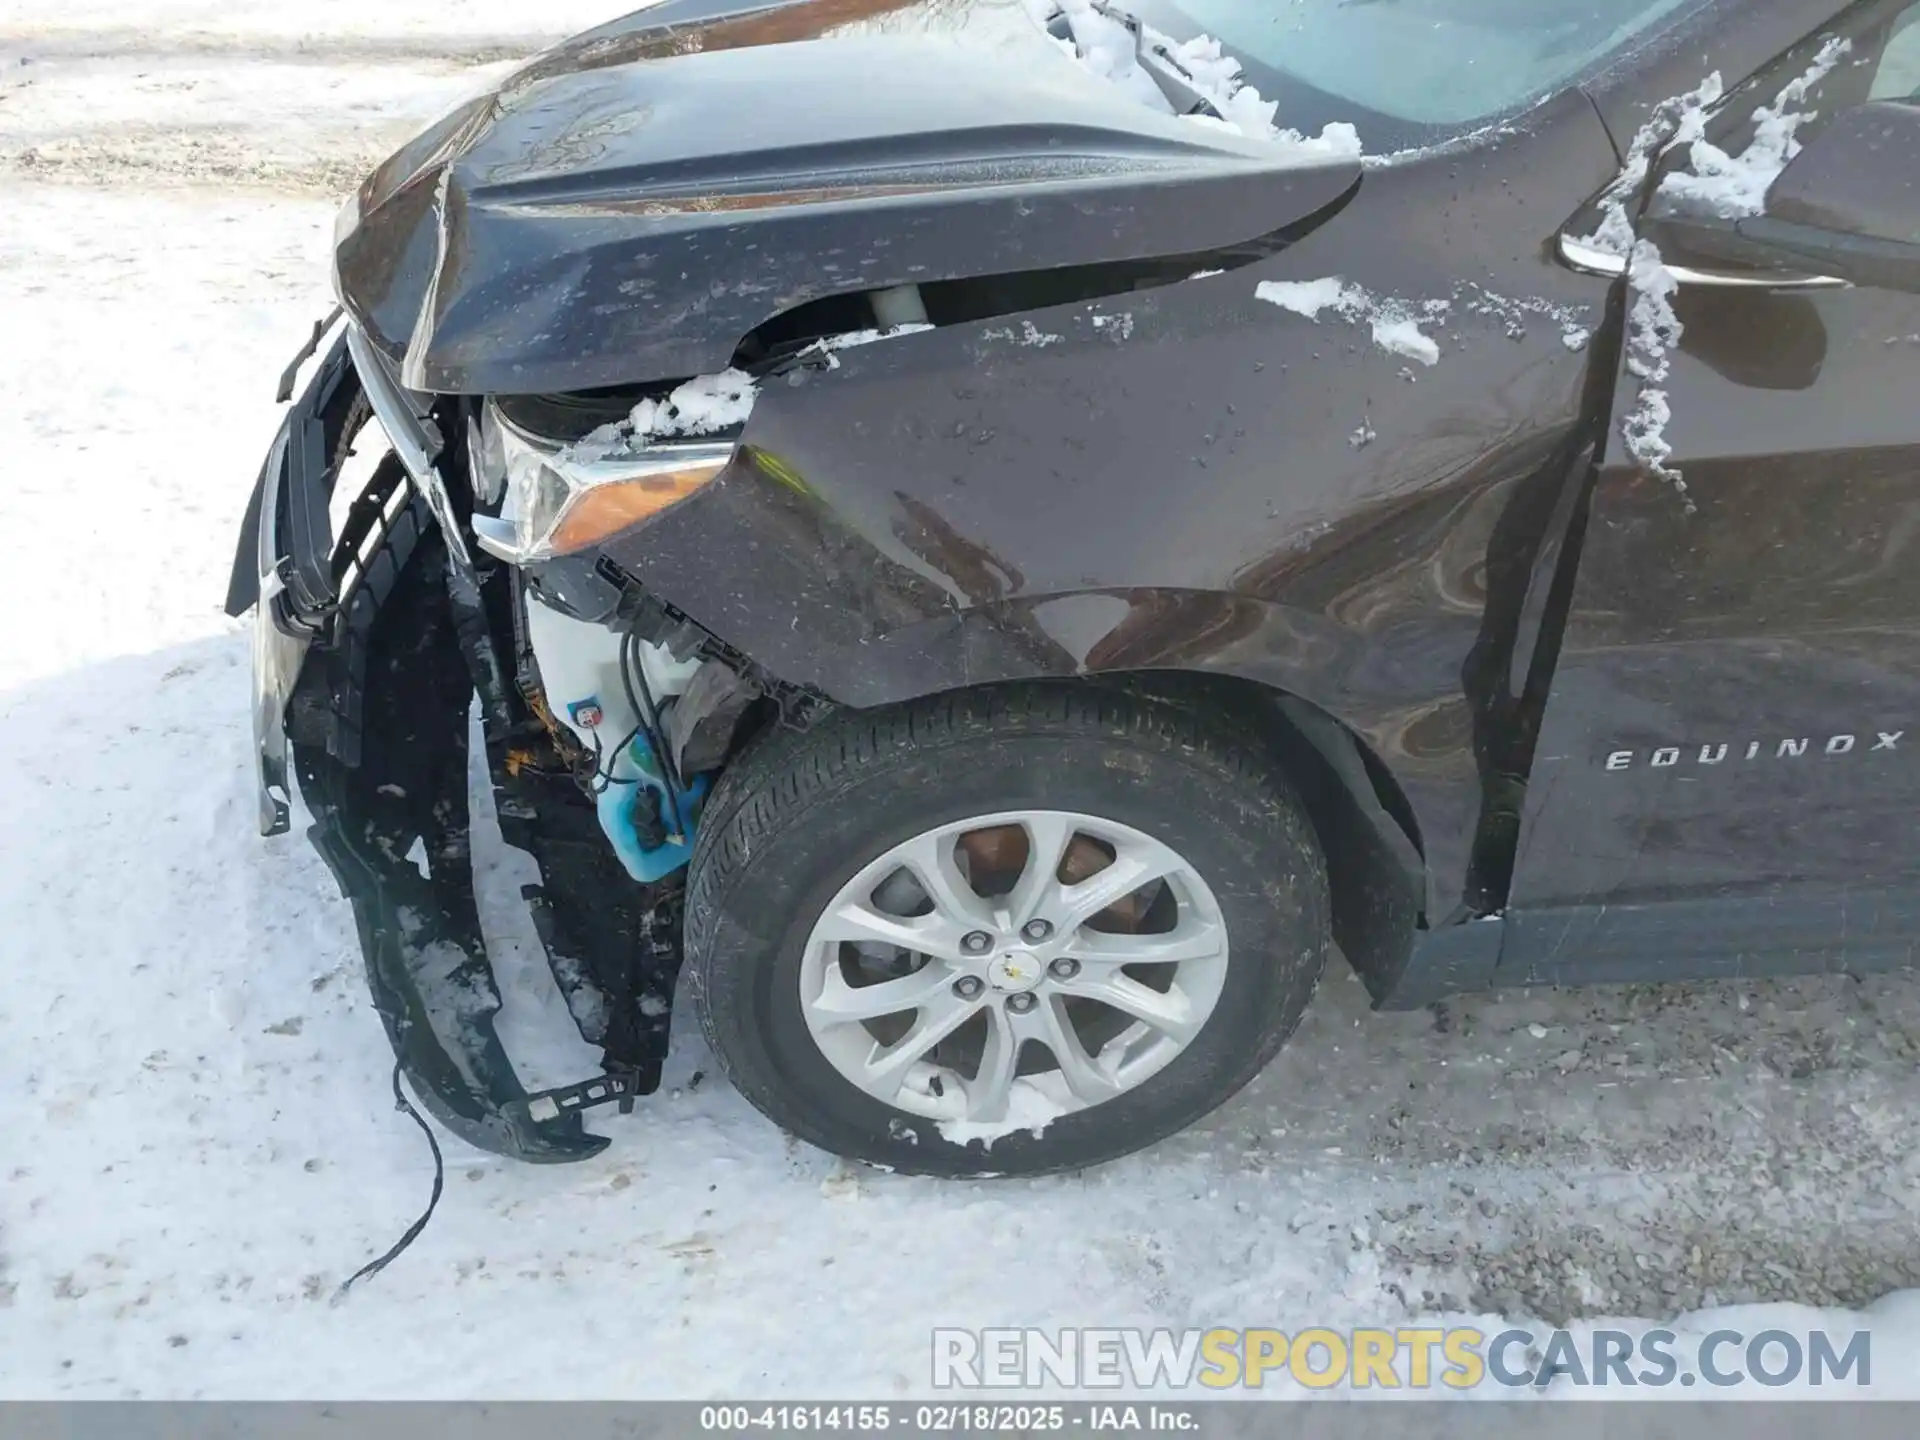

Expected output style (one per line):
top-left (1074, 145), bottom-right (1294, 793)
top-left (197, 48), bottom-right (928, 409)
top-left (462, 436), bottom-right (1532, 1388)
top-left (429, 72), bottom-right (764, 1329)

top-left (469, 400), bottom-right (736, 566)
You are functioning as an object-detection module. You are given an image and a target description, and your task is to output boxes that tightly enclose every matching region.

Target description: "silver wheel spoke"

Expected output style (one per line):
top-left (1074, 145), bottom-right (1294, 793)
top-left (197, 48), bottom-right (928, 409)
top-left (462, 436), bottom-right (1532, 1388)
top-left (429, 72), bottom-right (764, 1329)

top-left (1057, 845), bottom-right (1170, 931)
top-left (1003, 813), bottom-right (1076, 927)
top-left (811, 963), bottom-right (956, 1025)
top-left (813, 899), bottom-right (964, 961)
top-left (1020, 996), bottom-right (1124, 1105)
top-left (898, 831), bottom-right (997, 932)
top-left (857, 990), bottom-right (981, 1100)
top-left (1067, 921), bottom-right (1226, 968)
top-left (964, 1007), bottom-right (1021, 1121)
top-left (1060, 972), bottom-right (1204, 1045)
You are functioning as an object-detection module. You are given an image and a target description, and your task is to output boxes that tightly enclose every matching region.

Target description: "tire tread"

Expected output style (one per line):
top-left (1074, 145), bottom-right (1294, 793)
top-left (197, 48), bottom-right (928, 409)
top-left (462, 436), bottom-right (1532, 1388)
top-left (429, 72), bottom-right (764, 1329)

top-left (683, 681), bottom-right (1329, 1174)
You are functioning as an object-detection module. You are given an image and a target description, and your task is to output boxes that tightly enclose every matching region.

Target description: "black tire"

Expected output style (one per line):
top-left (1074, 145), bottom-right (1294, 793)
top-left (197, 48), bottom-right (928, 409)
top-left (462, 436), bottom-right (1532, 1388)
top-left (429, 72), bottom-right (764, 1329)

top-left (683, 682), bottom-right (1331, 1177)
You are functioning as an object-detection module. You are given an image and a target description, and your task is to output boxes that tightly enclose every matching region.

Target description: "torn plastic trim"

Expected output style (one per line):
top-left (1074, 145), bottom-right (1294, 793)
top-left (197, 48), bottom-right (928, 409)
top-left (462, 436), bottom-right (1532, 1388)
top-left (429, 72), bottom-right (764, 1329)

top-left (246, 324), bottom-right (688, 1162)
top-left (348, 325), bottom-right (516, 741)
top-left (240, 317), bottom-right (366, 835)
top-left (285, 451), bottom-right (608, 1163)
top-left (346, 326), bottom-right (467, 570)
top-left (301, 778), bottom-right (611, 1165)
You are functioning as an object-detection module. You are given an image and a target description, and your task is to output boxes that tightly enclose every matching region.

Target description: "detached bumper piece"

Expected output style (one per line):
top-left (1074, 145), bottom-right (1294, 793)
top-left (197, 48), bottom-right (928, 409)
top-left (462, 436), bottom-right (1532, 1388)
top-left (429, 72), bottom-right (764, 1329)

top-left (236, 317), bottom-right (672, 1162)
top-left (288, 558), bottom-right (608, 1163)
top-left (515, 1069), bottom-right (648, 1125)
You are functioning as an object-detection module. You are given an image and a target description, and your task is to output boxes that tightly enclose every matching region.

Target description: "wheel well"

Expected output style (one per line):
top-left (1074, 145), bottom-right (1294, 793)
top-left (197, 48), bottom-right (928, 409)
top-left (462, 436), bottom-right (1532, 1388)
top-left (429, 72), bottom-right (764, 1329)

top-left (684, 658), bottom-right (1429, 1001)
top-left (1076, 671), bottom-right (1426, 1001)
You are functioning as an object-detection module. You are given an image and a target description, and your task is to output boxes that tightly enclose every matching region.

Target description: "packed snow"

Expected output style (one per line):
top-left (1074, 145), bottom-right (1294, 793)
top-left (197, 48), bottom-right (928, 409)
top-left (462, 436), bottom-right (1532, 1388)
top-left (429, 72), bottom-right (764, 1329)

top-left (1254, 277), bottom-right (1444, 365)
top-left (6, 0), bottom-right (1920, 1403)
top-left (1579, 40), bottom-right (1852, 504)
top-left (1580, 39), bottom-right (1850, 502)
top-left (1619, 240), bottom-right (1694, 508)
top-left (562, 369), bottom-right (759, 461)
top-left (933, 1074), bottom-right (1073, 1149)
top-left (1569, 72), bottom-right (1724, 504)
top-left (627, 369), bottom-right (759, 441)
top-left (1659, 36), bottom-right (1852, 219)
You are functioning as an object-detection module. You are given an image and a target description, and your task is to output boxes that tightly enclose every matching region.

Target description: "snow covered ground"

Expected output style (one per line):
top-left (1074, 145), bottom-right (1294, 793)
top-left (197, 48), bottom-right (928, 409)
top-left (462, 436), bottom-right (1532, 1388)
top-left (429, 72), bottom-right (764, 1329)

top-left (4, 0), bottom-right (1920, 1402)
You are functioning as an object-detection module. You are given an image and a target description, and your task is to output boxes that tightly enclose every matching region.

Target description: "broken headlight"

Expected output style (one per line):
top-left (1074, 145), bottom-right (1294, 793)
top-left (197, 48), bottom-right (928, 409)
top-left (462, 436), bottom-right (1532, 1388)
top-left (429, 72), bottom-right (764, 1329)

top-left (469, 400), bottom-right (736, 566)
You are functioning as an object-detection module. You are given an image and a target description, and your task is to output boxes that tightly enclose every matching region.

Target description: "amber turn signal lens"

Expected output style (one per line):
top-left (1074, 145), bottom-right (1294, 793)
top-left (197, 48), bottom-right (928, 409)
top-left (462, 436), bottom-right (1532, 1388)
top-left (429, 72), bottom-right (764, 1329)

top-left (548, 457), bottom-right (730, 555)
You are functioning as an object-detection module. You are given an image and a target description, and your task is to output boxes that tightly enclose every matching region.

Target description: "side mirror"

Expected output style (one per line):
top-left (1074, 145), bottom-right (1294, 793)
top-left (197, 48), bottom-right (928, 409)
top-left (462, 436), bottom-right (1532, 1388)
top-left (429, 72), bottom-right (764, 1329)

top-left (1737, 100), bottom-right (1920, 289)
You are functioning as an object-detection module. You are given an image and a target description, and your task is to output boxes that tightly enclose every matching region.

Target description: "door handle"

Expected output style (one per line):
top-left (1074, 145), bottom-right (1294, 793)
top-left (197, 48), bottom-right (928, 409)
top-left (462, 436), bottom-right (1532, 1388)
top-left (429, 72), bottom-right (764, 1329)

top-left (1556, 234), bottom-right (1849, 289)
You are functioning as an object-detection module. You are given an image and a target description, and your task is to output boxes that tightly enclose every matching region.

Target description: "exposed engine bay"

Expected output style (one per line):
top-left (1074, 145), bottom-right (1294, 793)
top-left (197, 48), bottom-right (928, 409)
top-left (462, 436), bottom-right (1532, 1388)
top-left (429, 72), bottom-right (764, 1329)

top-left (241, 254), bottom-right (995, 1158)
top-left (230, 316), bottom-right (784, 1160)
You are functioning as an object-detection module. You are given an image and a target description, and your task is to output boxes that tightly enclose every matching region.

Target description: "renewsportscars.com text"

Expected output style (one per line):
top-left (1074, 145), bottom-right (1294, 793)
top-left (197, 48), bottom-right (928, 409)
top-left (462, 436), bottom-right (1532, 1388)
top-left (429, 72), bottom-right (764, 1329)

top-left (931, 1326), bottom-right (1871, 1391)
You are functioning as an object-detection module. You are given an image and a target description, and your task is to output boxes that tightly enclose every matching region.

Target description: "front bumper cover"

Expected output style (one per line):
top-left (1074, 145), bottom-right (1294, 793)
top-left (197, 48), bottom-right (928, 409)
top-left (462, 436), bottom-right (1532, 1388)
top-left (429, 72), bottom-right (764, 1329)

top-left (227, 312), bottom-right (354, 836)
top-left (229, 317), bottom-right (609, 1163)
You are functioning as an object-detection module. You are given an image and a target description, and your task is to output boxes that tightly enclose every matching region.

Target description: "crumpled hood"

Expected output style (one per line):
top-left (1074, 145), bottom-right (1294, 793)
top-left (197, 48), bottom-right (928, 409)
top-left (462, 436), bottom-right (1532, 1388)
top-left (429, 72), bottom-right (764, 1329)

top-left (334, 0), bottom-right (1362, 395)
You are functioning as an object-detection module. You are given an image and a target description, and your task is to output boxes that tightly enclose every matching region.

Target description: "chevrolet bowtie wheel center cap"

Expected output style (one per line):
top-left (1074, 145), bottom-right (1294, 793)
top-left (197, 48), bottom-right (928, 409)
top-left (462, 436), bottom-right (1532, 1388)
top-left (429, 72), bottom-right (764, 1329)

top-left (987, 950), bottom-right (1046, 993)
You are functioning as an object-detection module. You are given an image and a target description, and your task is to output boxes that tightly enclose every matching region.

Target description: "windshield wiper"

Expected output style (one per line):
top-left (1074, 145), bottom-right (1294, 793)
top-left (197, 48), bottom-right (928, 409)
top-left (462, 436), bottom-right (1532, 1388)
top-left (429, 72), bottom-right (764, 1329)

top-left (1049, 1), bottom-right (1229, 121)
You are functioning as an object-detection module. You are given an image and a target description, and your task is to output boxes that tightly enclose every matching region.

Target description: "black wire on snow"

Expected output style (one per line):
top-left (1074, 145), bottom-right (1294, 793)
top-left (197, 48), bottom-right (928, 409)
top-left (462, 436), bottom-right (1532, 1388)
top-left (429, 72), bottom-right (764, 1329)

top-left (334, 1061), bottom-right (446, 1302)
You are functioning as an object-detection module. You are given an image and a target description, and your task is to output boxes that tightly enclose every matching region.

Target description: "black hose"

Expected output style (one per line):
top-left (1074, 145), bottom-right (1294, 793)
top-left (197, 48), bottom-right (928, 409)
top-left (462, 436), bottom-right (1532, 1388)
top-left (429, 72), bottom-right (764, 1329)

top-left (622, 628), bottom-right (687, 838)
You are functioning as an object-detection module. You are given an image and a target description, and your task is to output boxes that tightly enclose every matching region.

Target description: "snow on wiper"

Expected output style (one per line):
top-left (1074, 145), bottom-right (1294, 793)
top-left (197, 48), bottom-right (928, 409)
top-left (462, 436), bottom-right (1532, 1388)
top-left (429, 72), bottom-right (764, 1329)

top-left (1574, 72), bottom-right (1725, 258)
top-left (1045, 0), bottom-right (1361, 157)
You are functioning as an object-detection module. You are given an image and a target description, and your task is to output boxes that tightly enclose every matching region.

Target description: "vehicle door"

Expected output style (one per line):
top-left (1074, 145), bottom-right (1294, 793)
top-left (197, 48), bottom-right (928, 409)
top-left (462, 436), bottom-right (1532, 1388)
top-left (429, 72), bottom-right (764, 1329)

top-left (1504, 0), bottom-right (1920, 979)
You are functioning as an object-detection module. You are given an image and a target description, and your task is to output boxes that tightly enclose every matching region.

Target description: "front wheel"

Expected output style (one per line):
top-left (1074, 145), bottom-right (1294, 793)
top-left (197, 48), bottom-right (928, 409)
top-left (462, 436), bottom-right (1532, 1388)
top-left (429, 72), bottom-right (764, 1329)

top-left (684, 684), bottom-right (1330, 1177)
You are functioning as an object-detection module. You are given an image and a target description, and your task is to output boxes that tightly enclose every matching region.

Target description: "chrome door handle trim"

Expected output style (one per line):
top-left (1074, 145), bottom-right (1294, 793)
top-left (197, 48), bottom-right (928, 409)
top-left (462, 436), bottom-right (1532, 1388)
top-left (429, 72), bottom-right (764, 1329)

top-left (1557, 233), bottom-right (1849, 289)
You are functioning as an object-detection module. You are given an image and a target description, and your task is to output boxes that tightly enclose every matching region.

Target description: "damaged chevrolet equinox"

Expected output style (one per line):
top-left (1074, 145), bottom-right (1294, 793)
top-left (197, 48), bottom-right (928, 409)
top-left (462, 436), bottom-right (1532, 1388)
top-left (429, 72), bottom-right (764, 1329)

top-left (227, 0), bottom-right (1920, 1173)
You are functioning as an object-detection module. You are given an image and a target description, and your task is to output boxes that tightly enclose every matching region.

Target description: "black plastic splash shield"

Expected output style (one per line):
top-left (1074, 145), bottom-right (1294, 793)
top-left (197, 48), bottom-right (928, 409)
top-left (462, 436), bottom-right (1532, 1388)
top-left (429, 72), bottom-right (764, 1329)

top-left (288, 502), bottom-right (607, 1163)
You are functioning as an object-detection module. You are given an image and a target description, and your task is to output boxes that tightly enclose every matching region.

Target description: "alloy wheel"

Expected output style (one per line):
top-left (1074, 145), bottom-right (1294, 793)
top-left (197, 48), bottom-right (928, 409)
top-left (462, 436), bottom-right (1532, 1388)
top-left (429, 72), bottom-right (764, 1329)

top-left (797, 810), bottom-right (1231, 1125)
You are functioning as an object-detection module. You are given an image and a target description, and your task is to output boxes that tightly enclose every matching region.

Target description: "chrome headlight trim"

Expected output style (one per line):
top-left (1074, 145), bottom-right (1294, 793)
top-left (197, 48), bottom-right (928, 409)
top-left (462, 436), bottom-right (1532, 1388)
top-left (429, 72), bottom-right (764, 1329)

top-left (471, 399), bottom-right (736, 566)
top-left (346, 324), bottom-right (477, 574)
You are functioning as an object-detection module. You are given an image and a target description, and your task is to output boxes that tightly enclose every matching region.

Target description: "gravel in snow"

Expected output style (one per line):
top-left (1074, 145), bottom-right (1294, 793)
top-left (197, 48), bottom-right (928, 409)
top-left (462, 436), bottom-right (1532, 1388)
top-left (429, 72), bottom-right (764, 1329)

top-left (5, 0), bottom-right (1920, 1402)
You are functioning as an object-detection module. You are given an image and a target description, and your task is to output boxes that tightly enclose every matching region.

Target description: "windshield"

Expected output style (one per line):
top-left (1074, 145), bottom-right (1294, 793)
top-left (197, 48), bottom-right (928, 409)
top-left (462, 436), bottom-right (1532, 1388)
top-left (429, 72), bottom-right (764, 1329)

top-left (1164, 0), bottom-right (1702, 135)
